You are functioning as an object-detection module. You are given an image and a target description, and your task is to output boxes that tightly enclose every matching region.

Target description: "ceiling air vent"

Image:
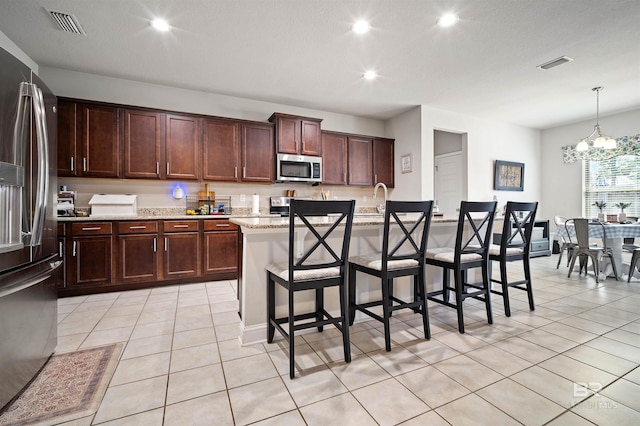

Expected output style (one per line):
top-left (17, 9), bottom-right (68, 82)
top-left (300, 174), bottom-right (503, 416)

top-left (47, 9), bottom-right (86, 35)
top-left (536, 56), bottom-right (573, 70)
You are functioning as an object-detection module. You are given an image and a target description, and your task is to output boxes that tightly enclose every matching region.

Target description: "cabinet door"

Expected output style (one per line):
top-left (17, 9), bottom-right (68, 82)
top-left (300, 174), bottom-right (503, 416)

top-left (82, 104), bottom-right (120, 177)
top-left (69, 236), bottom-right (113, 287)
top-left (301, 120), bottom-right (322, 156)
top-left (163, 233), bottom-right (200, 279)
top-left (202, 118), bottom-right (240, 181)
top-left (203, 231), bottom-right (238, 275)
top-left (321, 132), bottom-right (348, 185)
top-left (373, 138), bottom-right (394, 188)
top-left (123, 109), bottom-right (163, 179)
top-left (166, 114), bottom-right (200, 180)
top-left (275, 116), bottom-right (299, 154)
top-left (57, 100), bottom-right (79, 176)
top-left (118, 234), bottom-right (158, 282)
top-left (241, 123), bottom-right (274, 182)
top-left (348, 136), bottom-right (373, 186)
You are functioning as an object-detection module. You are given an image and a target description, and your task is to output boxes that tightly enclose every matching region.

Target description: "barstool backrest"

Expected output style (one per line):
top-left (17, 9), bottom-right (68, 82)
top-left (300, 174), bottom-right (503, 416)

top-left (455, 201), bottom-right (497, 261)
top-left (288, 199), bottom-right (356, 281)
top-left (497, 201), bottom-right (538, 256)
top-left (381, 200), bottom-right (434, 272)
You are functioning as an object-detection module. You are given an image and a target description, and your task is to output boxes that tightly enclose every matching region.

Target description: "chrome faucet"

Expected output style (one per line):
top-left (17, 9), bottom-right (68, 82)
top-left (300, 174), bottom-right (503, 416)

top-left (373, 182), bottom-right (388, 214)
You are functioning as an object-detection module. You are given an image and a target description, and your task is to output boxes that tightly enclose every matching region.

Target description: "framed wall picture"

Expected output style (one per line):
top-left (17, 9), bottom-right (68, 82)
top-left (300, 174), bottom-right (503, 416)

top-left (494, 160), bottom-right (524, 191)
top-left (401, 153), bottom-right (412, 174)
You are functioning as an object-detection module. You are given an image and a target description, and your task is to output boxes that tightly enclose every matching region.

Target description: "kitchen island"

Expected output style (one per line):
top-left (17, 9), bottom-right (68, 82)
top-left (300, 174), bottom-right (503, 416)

top-left (231, 214), bottom-right (467, 345)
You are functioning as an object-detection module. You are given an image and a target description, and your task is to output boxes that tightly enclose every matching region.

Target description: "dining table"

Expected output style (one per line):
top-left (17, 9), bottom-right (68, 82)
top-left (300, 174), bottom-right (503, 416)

top-left (556, 220), bottom-right (640, 279)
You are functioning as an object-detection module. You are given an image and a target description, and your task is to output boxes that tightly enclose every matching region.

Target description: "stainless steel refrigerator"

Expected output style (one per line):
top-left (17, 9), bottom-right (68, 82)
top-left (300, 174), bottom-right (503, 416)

top-left (0, 46), bottom-right (60, 410)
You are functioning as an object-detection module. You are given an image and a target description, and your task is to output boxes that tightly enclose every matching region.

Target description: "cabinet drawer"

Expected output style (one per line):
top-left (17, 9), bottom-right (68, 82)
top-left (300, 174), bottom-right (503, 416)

top-left (203, 220), bottom-right (238, 231)
top-left (118, 221), bottom-right (158, 234)
top-left (163, 220), bottom-right (198, 232)
top-left (531, 240), bottom-right (549, 252)
top-left (72, 222), bottom-right (112, 235)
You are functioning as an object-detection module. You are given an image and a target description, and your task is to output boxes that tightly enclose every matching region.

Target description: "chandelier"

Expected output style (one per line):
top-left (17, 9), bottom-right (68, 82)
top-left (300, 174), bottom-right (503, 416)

top-left (576, 87), bottom-right (616, 152)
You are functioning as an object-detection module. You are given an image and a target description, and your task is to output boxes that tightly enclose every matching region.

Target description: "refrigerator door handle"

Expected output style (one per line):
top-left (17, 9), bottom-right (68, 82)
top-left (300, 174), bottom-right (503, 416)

top-left (0, 260), bottom-right (61, 298)
top-left (28, 84), bottom-right (49, 247)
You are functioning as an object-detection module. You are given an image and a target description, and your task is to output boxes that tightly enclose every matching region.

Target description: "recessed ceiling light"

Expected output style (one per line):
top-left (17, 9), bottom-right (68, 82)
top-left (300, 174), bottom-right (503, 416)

top-left (151, 18), bottom-right (170, 32)
top-left (352, 20), bottom-right (370, 34)
top-left (437, 13), bottom-right (459, 27)
top-left (363, 70), bottom-right (377, 80)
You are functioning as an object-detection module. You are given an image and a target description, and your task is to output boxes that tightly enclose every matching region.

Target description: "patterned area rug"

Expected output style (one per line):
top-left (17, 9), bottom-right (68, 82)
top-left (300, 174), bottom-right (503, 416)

top-left (0, 344), bottom-right (122, 426)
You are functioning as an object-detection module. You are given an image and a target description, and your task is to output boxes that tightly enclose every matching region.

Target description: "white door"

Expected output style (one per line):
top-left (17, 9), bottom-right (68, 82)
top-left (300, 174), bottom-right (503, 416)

top-left (435, 152), bottom-right (463, 216)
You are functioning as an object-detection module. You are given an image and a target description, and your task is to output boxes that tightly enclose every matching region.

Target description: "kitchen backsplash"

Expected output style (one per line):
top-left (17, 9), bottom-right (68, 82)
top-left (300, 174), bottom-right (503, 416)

top-left (58, 178), bottom-right (392, 212)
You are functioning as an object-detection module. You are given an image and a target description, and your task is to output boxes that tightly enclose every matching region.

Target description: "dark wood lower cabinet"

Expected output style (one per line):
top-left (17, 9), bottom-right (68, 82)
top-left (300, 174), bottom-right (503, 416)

top-left (203, 221), bottom-right (238, 275)
top-left (163, 232), bottom-right (200, 279)
top-left (69, 235), bottom-right (113, 288)
top-left (58, 218), bottom-right (238, 297)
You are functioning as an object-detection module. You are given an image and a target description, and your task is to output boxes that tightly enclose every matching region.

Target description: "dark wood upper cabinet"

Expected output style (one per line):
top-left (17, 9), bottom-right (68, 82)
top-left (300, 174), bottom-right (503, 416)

top-left (241, 122), bottom-right (274, 182)
top-left (347, 136), bottom-right (373, 186)
top-left (123, 109), bottom-right (163, 179)
top-left (57, 100), bottom-right (79, 177)
top-left (202, 118), bottom-right (241, 182)
top-left (373, 138), bottom-right (395, 188)
top-left (270, 113), bottom-right (322, 156)
top-left (321, 132), bottom-right (348, 185)
top-left (82, 104), bottom-right (120, 178)
top-left (165, 114), bottom-right (200, 180)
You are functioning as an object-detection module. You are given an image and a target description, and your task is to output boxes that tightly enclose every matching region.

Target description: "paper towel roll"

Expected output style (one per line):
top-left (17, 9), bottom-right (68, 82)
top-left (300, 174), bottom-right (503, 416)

top-left (251, 194), bottom-right (260, 215)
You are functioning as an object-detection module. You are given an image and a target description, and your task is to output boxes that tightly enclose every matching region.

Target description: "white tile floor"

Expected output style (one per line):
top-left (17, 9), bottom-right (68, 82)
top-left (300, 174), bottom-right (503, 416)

top-left (54, 254), bottom-right (640, 425)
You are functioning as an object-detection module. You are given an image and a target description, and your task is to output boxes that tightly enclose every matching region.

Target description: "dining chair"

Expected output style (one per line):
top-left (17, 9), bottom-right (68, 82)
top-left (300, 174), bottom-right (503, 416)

top-left (425, 200), bottom-right (497, 333)
top-left (628, 248), bottom-right (640, 282)
top-left (567, 218), bottom-right (618, 283)
top-left (348, 200), bottom-right (434, 351)
top-left (554, 215), bottom-right (578, 269)
top-left (266, 199), bottom-right (355, 378)
top-left (489, 201), bottom-right (538, 317)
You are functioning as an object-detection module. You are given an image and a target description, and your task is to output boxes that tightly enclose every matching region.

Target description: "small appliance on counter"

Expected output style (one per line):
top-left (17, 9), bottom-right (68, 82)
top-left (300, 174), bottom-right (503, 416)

top-left (89, 194), bottom-right (137, 217)
top-left (57, 190), bottom-right (76, 217)
top-left (269, 196), bottom-right (313, 216)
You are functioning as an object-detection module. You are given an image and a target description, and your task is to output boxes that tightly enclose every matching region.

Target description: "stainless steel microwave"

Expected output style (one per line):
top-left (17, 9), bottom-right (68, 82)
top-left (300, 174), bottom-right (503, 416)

top-left (276, 153), bottom-right (322, 183)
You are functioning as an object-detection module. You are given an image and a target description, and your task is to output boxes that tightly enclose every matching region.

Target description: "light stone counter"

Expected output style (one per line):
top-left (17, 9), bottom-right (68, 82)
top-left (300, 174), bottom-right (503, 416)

top-left (231, 214), bottom-right (468, 345)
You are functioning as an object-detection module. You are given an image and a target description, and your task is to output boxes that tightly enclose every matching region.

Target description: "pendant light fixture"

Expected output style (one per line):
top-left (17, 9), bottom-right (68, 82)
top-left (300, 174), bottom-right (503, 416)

top-left (576, 87), bottom-right (616, 152)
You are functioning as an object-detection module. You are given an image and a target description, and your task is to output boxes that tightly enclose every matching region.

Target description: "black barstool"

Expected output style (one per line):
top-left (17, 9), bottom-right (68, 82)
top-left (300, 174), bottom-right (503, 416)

top-left (348, 200), bottom-right (434, 351)
top-left (266, 199), bottom-right (355, 378)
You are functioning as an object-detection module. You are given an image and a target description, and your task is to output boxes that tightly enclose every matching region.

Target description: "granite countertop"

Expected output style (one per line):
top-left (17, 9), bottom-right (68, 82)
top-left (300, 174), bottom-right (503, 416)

top-left (230, 214), bottom-right (460, 230)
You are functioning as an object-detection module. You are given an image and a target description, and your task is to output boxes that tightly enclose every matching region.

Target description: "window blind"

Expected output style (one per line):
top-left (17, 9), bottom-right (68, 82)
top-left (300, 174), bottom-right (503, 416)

top-left (584, 154), bottom-right (640, 219)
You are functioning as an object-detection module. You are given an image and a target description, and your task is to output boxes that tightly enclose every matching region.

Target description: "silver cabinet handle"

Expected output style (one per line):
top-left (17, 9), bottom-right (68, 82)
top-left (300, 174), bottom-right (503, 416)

top-left (129, 226), bottom-right (147, 230)
top-left (344, 172), bottom-right (347, 182)
top-left (82, 227), bottom-right (101, 231)
top-left (172, 224), bottom-right (189, 228)
top-left (302, 141), bottom-right (305, 152)
top-left (59, 241), bottom-right (63, 257)
top-left (164, 237), bottom-right (168, 251)
top-left (70, 157), bottom-right (74, 172)
top-left (153, 237), bottom-right (157, 253)
top-left (234, 166), bottom-right (238, 178)
top-left (375, 174), bottom-right (378, 183)
top-left (83, 157), bottom-right (87, 171)
top-left (243, 167), bottom-right (246, 178)
top-left (72, 241), bottom-right (77, 256)
top-left (156, 162), bottom-right (160, 176)
top-left (216, 224), bottom-right (230, 227)
top-left (166, 163), bottom-right (170, 175)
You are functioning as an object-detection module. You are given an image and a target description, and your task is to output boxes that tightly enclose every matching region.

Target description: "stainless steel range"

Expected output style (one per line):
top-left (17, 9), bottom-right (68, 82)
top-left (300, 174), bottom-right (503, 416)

top-left (269, 196), bottom-right (312, 216)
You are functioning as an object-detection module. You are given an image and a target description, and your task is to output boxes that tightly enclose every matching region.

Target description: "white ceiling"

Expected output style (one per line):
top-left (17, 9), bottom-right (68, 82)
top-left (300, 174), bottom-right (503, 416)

top-left (1, 0), bottom-right (639, 129)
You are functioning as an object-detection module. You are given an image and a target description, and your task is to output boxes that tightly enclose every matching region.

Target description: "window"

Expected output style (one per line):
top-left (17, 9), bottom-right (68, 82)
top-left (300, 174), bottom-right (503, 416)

top-left (584, 154), bottom-right (640, 219)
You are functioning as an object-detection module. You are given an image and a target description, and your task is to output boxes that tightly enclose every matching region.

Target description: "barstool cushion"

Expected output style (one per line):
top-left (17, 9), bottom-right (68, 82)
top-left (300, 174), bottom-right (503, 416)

top-left (488, 244), bottom-right (524, 256)
top-left (349, 254), bottom-right (419, 271)
top-left (266, 262), bottom-right (341, 281)
top-left (426, 247), bottom-right (482, 263)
